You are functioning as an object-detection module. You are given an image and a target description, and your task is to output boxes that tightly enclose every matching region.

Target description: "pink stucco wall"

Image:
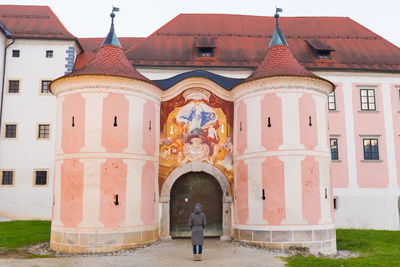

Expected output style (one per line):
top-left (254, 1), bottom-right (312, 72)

top-left (143, 100), bottom-right (156, 155)
top-left (352, 84), bottom-right (389, 188)
top-left (100, 158), bottom-right (127, 228)
top-left (236, 159), bottom-right (248, 224)
top-left (62, 93), bottom-right (85, 153)
top-left (141, 161), bottom-right (156, 226)
top-left (262, 156), bottom-right (285, 224)
top-left (299, 93), bottom-right (318, 150)
top-left (327, 84), bottom-right (349, 188)
top-left (102, 93), bottom-right (129, 153)
top-left (60, 159), bottom-right (84, 227)
top-left (236, 101), bottom-right (247, 155)
top-left (390, 84), bottom-right (400, 187)
top-left (261, 93), bottom-right (283, 151)
top-left (302, 156), bottom-right (321, 224)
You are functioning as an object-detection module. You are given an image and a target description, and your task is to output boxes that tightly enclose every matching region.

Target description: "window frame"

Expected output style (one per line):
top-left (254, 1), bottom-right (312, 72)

top-left (328, 91), bottom-right (336, 111)
top-left (7, 79), bottom-right (20, 94)
top-left (330, 137), bottom-right (339, 160)
top-left (40, 80), bottom-right (52, 95)
top-left (45, 50), bottom-right (53, 58)
top-left (362, 137), bottom-right (380, 161)
top-left (12, 50), bottom-right (20, 58)
top-left (33, 169), bottom-right (49, 187)
top-left (2, 123), bottom-right (18, 139)
top-left (36, 123), bottom-right (51, 140)
top-left (359, 88), bottom-right (376, 111)
top-left (1, 170), bottom-right (15, 186)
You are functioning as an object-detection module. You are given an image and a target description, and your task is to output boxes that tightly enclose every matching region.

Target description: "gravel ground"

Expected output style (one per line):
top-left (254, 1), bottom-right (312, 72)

top-left (0, 238), bottom-right (286, 267)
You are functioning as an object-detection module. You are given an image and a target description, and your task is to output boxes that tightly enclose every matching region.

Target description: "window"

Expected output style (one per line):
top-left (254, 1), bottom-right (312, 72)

top-left (34, 170), bottom-right (48, 185)
top-left (12, 50), bottom-right (20, 57)
top-left (363, 138), bottom-right (379, 160)
top-left (5, 124), bottom-right (17, 138)
top-left (330, 138), bottom-right (339, 160)
top-left (360, 89), bottom-right (376, 111)
top-left (8, 80), bottom-right (19, 93)
top-left (328, 91), bottom-right (336, 110)
top-left (41, 80), bottom-right (51, 94)
top-left (1, 171), bottom-right (14, 185)
top-left (38, 124), bottom-right (50, 139)
top-left (197, 47), bottom-right (214, 57)
top-left (46, 50), bottom-right (53, 58)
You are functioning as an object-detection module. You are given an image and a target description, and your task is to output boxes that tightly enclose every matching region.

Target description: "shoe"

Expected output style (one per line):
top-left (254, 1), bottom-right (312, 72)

top-left (198, 254), bottom-right (202, 261)
top-left (193, 254), bottom-right (197, 261)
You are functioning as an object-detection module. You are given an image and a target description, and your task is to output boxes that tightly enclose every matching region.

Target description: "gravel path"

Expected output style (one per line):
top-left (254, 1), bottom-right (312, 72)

top-left (0, 238), bottom-right (286, 267)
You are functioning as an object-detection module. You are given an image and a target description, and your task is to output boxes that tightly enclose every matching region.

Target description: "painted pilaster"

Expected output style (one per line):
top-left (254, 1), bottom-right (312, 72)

top-left (124, 95), bottom-right (146, 154)
top-left (343, 83), bottom-right (358, 189)
top-left (78, 158), bottom-right (105, 228)
top-left (55, 96), bottom-right (65, 154)
top-left (277, 93), bottom-right (305, 150)
top-left (280, 155), bottom-right (307, 224)
top-left (316, 157), bottom-right (332, 224)
top-left (52, 160), bottom-right (63, 226)
top-left (122, 159), bottom-right (145, 226)
top-left (382, 84), bottom-right (399, 189)
top-left (244, 95), bottom-right (265, 153)
top-left (312, 94), bottom-right (329, 152)
top-left (80, 93), bottom-right (107, 153)
top-left (244, 158), bottom-right (267, 224)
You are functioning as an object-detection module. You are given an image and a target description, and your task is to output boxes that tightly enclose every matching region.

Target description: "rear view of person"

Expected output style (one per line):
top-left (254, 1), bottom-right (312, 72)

top-left (188, 203), bottom-right (207, 261)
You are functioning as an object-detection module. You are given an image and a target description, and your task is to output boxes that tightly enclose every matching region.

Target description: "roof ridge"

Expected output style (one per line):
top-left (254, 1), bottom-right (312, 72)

top-left (125, 14), bottom-right (182, 55)
top-left (43, 6), bottom-right (75, 39)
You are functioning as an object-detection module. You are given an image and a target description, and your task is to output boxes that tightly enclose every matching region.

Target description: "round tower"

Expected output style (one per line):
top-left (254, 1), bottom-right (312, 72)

top-left (231, 10), bottom-right (336, 254)
top-left (49, 11), bottom-right (162, 253)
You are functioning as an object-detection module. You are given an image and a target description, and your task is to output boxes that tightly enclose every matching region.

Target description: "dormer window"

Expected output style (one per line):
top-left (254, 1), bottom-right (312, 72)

top-left (305, 39), bottom-right (335, 59)
top-left (196, 37), bottom-right (216, 57)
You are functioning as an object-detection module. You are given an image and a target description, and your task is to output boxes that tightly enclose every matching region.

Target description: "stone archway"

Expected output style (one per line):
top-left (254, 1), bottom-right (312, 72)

top-left (159, 161), bottom-right (233, 241)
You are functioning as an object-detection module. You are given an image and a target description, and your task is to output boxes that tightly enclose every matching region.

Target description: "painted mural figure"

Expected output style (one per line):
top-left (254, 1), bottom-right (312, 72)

top-left (178, 101), bottom-right (217, 135)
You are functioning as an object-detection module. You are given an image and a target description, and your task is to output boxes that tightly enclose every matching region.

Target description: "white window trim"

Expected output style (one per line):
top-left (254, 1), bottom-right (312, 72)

top-left (359, 134), bottom-right (382, 162)
top-left (358, 86), bottom-right (378, 112)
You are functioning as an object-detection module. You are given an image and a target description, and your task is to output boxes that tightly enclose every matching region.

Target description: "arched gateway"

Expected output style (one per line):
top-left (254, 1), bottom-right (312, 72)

top-left (160, 161), bottom-right (233, 241)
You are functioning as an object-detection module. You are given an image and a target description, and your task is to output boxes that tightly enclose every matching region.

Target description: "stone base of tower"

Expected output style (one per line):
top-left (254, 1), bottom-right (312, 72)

top-left (232, 225), bottom-right (336, 255)
top-left (50, 228), bottom-right (160, 253)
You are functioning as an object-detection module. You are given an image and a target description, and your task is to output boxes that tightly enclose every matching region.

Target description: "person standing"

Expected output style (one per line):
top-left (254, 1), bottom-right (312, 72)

top-left (188, 203), bottom-right (207, 261)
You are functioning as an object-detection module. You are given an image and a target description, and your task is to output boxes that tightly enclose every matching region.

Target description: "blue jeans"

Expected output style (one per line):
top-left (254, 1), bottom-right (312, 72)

top-left (193, 245), bottom-right (202, 254)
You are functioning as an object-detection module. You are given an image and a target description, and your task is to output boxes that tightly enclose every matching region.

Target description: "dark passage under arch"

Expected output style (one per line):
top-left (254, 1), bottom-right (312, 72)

top-left (170, 172), bottom-right (222, 237)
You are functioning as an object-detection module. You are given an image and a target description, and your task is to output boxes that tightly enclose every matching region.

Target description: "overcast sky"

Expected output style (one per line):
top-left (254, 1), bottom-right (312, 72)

top-left (2, 0), bottom-right (400, 47)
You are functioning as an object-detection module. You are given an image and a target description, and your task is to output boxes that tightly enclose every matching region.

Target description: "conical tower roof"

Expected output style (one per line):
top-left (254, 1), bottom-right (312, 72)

top-left (62, 9), bottom-right (151, 83)
top-left (244, 10), bottom-right (333, 86)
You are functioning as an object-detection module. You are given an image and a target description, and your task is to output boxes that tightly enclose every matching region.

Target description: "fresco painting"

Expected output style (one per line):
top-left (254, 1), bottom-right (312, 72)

top-left (159, 89), bottom-right (234, 191)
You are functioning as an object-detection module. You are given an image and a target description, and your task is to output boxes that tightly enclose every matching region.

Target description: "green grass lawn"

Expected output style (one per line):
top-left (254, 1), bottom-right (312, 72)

top-left (0, 220), bottom-right (51, 253)
top-left (284, 229), bottom-right (400, 267)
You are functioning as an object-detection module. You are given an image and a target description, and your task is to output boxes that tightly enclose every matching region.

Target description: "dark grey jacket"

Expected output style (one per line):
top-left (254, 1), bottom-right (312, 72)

top-left (188, 204), bottom-right (207, 245)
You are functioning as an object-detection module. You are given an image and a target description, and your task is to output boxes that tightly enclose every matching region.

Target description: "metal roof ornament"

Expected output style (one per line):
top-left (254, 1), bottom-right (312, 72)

top-left (102, 6), bottom-right (122, 48)
top-left (269, 7), bottom-right (288, 47)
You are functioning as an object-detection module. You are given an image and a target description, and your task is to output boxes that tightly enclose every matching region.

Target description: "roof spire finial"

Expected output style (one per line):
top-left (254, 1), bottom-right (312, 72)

top-left (269, 7), bottom-right (288, 47)
top-left (102, 6), bottom-right (121, 48)
top-left (275, 7), bottom-right (283, 25)
top-left (110, 6), bottom-right (119, 25)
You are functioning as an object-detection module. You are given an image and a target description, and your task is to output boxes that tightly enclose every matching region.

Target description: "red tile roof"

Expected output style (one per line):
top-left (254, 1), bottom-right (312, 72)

top-left (0, 5), bottom-right (75, 39)
top-left (63, 44), bottom-right (152, 84)
top-left (125, 14), bottom-right (400, 72)
top-left (245, 44), bottom-right (321, 82)
top-left (74, 37), bottom-right (144, 70)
